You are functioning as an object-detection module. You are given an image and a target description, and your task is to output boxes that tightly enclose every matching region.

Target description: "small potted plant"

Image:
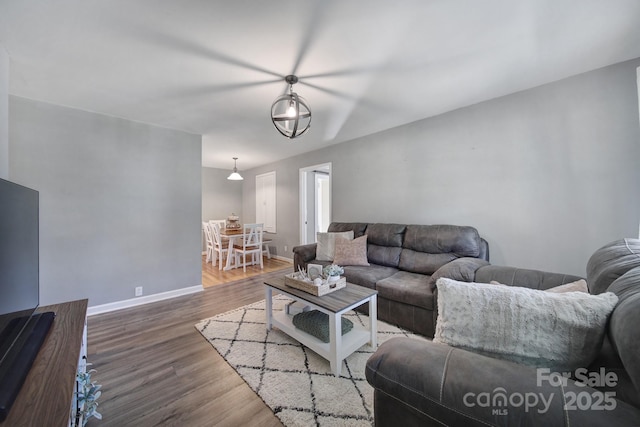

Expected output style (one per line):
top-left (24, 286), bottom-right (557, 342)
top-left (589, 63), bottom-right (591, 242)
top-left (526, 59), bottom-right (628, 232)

top-left (323, 264), bottom-right (344, 282)
top-left (76, 366), bottom-right (102, 426)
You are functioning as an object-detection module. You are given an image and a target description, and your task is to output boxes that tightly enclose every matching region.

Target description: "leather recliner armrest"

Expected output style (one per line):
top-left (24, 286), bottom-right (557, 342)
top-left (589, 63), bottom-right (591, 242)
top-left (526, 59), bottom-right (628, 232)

top-left (366, 337), bottom-right (640, 426)
top-left (292, 243), bottom-right (317, 271)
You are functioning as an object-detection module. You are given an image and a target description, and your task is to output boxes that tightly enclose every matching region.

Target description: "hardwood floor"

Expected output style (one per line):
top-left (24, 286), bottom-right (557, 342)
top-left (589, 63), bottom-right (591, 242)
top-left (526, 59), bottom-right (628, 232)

top-left (202, 254), bottom-right (292, 287)
top-left (86, 268), bottom-right (294, 427)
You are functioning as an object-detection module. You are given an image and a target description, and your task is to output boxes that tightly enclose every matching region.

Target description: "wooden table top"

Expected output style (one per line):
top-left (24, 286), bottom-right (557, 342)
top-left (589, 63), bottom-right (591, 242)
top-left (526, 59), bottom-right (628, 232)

top-left (264, 276), bottom-right (377, 313)
top-left (220, 228), bottom-right (244, 236)
top-left (1, 299), bottom-right (88, 427)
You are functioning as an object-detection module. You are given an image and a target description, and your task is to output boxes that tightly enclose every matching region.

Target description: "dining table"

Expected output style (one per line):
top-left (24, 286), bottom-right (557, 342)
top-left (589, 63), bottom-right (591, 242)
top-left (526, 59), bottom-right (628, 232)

top-left (219, 228), bottom-right (245, 271)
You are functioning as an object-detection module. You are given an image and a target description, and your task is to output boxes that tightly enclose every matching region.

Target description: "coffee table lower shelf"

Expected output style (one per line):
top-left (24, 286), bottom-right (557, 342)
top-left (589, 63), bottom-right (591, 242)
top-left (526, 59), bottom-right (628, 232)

top-left (271, 311), bottom-right (372, 371)
top-left (264, 279), bottom-right (377, 376)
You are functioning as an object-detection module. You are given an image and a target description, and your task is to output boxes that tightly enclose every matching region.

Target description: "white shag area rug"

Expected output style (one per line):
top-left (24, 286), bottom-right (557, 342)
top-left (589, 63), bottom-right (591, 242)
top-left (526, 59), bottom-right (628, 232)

top-left (195, 295), bottom-right (427, 427)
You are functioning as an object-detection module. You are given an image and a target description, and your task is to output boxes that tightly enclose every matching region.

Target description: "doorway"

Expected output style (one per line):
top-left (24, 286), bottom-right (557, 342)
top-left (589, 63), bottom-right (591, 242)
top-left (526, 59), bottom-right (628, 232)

top-left (299, 163), bottom-right (332, 244)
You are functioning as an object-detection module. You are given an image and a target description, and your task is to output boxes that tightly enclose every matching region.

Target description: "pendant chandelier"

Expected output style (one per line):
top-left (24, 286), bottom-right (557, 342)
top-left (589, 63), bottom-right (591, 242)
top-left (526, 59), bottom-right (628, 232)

top-left (227, 157), bottom-right (243, 180)
top-left (270, 75), bottom-right (311, 139)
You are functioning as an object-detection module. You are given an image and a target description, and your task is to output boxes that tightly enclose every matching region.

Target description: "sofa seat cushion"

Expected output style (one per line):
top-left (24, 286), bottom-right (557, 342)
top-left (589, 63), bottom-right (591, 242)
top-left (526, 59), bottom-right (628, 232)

top-left (343, 265), bottom-right (398, 289)
top-left (376, 271), bottom-right (434, 310)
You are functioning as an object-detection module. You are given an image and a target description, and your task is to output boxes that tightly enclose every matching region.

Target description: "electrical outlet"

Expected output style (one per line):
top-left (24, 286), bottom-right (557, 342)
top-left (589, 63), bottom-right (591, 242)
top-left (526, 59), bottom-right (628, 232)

top-left (135, 286), bottom-right (143, 297)
top-left (284, 245), bottom-right (288, 252)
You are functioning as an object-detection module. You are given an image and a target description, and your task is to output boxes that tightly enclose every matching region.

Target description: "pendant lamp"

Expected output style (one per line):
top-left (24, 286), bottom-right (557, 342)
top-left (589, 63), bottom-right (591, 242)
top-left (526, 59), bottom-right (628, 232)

top-left (227, 157), bottom-right (243, 180)
top-left (271, 75), bottom-right (311, 139)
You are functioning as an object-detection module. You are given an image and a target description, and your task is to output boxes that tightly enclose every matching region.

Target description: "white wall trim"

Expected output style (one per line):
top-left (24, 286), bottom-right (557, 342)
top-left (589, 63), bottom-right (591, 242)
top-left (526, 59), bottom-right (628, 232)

top-left (87, 285), bottom-right (203, 316)
top-left (88, 258), bottom-right (293, 316)
top-left (273, 255), bottom-right (293, 263)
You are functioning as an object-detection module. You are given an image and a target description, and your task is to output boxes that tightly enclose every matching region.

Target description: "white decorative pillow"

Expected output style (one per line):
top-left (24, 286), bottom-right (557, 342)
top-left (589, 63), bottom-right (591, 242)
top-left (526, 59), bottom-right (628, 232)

top-left (434, 278), bottom-right (618, 371)
top-left (316, 231), bottom-right (354, 261)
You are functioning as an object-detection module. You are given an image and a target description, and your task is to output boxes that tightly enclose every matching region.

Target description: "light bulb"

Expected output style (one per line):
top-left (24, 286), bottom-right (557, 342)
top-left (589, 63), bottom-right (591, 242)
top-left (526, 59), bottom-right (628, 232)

top-left (287, 101), bottom-right (297, 118)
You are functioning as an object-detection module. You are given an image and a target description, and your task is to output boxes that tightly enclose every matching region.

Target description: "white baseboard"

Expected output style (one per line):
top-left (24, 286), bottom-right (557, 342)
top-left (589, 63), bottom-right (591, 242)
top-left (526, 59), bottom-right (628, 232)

top-left (87, 285), bottom-right (203, 316)
top-left (88, 257), bottom-right (292, 316)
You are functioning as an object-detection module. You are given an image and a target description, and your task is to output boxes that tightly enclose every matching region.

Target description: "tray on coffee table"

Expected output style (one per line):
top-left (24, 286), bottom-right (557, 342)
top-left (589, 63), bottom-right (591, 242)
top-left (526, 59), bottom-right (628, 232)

top-left (284, 273), bottom-right (346, 296)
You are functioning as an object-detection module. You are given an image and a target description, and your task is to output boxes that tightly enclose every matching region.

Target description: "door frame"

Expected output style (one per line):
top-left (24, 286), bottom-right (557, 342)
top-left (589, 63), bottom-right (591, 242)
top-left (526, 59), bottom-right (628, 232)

top-left (299, 162), bottom-right (332, 245)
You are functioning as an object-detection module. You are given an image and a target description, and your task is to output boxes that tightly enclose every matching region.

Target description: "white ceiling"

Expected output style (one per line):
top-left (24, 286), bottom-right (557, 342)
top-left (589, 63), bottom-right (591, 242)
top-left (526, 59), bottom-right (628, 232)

top-left (2, 0), bottom-right (640, 170)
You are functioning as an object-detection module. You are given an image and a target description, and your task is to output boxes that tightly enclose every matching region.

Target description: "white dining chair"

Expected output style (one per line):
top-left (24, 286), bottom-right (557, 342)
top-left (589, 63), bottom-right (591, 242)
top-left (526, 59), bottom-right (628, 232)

top-left (233, 223), bottom-right (264, 272)
top-left (262, 238), bottom-right (272, 259)
top-left (202, 221), bottom-right (214, 264)
top-left (209, 219), bottom-right (226, 231)
top-left (210, 222), bottom-right (231, 270)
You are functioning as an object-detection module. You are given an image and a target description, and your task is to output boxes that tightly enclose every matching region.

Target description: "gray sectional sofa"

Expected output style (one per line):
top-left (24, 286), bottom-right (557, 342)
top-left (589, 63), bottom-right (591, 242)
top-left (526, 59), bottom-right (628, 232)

top-left (365, 238), bottom-right (640, 426)
top-left (293, 222), bottom-right (491, 337)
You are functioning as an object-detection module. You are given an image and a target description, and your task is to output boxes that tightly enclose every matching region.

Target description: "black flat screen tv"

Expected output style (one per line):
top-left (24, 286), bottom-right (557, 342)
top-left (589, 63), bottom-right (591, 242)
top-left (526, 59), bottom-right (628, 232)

top-left (0, 178), bottom-right (54, 421)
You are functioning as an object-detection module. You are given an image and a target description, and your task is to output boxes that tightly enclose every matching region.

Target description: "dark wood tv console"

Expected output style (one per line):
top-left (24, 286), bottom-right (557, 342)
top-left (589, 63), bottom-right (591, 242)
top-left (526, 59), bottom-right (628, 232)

top-left (0, 299), bottom-right (88, 427)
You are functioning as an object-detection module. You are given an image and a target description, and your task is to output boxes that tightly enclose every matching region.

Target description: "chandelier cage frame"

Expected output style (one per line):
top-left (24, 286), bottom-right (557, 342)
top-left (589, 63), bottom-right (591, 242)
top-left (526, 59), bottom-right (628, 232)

top-left (270, 75), bottom-right (311, 139)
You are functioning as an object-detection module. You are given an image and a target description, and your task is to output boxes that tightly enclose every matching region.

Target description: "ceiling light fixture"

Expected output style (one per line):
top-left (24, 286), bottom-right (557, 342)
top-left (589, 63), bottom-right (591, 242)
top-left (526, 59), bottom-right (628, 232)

top-left (271, 75), bottom-right (311, 139)
top-left (227, 157), bottom-right (243, 181)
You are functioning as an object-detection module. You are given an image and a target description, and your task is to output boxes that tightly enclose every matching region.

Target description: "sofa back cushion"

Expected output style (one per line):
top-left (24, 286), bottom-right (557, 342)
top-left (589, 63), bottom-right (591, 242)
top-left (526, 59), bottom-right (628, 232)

top-left (328, 222), bottom-right (368, 238)
top-left (365, 223), bottom-right (406, 267)
top-left (474, 265), bottom-right (583, 290)
top-left (587, 238), bottom-right (640, 295)
top-left (399, 225), bottom-right (482, 274)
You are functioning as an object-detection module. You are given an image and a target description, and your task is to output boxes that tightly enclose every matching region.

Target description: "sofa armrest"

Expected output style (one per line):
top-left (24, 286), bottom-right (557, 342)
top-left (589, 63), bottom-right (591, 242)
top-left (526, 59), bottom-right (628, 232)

top-left (366, 337), bottom-right (640, 427)
top-left (292, 243), bottom-right (317, 272)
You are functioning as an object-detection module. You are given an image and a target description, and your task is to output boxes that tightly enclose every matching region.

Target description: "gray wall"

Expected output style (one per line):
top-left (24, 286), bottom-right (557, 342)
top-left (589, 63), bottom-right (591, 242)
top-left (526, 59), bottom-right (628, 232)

top-left (201, 166), bottom-right (243, 249)
top-left (0, 45), bottom-right (8, 179)
top-left (202, 167), bottom-right (243, 222)
top-left (243, 58), bottom-right (640, 276)
top-left (242, 158), bottom-right (304, 259)
top-left (9, 96), bottom-right (202, 307)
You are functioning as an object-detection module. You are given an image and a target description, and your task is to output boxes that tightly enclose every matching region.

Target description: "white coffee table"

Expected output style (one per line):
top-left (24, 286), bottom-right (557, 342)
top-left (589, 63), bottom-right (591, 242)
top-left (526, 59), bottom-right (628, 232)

top-left (264, 276), bottom-right (377, 376)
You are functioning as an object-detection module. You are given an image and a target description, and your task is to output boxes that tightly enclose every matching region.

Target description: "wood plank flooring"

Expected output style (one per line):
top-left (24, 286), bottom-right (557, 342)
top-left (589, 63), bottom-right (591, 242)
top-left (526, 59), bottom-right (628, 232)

top-left (86, 268), bottom-right (294, 427)
top-left (202, 254), bottom-right (292, 287)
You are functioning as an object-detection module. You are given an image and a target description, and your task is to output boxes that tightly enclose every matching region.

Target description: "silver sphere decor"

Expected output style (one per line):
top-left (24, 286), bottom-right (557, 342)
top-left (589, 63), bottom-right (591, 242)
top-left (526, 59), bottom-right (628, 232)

top-left (271, 75), bottom-right (311, 139)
